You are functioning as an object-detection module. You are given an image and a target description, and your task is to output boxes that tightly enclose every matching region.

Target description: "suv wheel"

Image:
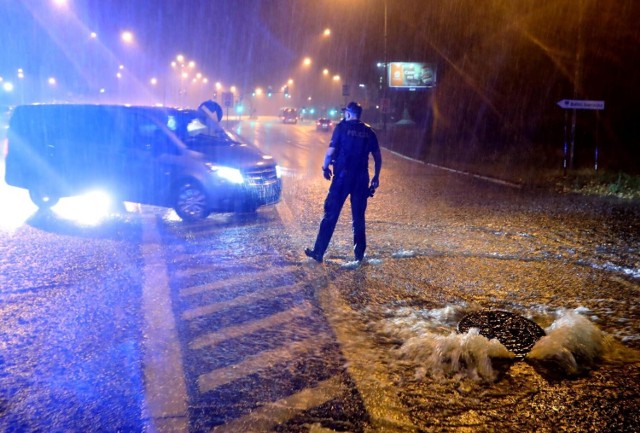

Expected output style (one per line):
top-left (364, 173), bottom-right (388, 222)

top-left (174, 182), bottom-right (210, 221)
top-left (29, 189), bottom-right (60, 209)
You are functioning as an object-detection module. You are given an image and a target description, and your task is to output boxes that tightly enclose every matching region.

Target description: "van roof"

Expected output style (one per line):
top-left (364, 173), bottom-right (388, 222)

top-left (12, 103), bottom-right (187, 115)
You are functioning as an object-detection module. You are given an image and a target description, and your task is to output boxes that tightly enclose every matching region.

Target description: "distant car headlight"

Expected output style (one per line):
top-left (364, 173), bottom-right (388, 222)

top-left (205, 163), bottom-right (244, 184)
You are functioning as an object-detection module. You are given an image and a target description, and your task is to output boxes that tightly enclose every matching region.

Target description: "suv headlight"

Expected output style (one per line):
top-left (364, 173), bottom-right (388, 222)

top-left (205, 163), bottom-right (244, 184)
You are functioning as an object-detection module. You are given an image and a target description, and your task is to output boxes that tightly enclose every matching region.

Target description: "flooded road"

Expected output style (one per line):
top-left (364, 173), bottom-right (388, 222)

top-left (251, 118), bottom-right (640, 431)
top-left (1, 117), bottom-right (639, 432)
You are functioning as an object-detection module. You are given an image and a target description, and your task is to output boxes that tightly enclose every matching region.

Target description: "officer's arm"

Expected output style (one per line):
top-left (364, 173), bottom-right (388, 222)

top-left (322, 147), bottom-right (335, 171)
top-left (371, 149), bottom-right (382, 188)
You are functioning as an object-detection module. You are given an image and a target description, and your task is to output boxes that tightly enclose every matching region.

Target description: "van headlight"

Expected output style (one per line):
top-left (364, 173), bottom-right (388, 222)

top-left (205, 163), bottom-right (244, 184)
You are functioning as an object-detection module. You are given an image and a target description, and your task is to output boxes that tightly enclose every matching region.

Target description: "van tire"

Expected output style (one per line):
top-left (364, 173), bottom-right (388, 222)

top-left (174, 182), bottom-right (210, 221)
top-left (29, 189), bottom-right (60, 209)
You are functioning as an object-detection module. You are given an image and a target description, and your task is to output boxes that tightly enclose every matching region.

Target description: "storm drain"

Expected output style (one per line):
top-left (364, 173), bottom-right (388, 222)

top-left (457, 310), bottom-right (545, 359)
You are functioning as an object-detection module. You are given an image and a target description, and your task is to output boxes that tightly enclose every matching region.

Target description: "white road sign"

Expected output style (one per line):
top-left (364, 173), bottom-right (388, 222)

top-left (557, 99), bottom-right (605, 110)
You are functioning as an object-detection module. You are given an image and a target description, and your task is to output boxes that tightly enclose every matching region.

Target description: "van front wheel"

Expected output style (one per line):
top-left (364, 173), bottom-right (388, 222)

top-left (174, 183), bottom-right (210, 221)
top-left (29, 189), bottom-right (60, 209)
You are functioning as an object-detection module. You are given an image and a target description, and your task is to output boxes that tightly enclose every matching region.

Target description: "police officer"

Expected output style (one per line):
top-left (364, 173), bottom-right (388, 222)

top-left (305, 101), bottom-right (382, 263)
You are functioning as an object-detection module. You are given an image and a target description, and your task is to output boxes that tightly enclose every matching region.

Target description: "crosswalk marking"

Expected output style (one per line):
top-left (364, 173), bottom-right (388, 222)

top-left (150, 197), bottom-right (370, 431)
top-left (172, 256), bottom-right (276, 278)
top-left (180, 266), bottom-right (299, 297)
top-left (189, 301), bottom-right (314, 350)
top-left (198, 334), bottom-right (333, 393)
top-left (181, 284), bottom-right (301, 320)
top-left (210, 376), bottom-right (346, 433)
top-left (172, 250), bottom-right (227, 264)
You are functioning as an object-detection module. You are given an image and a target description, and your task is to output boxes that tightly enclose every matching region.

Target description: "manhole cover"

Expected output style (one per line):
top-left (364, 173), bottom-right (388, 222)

top-left (457, 310), bottom-right (546, 359)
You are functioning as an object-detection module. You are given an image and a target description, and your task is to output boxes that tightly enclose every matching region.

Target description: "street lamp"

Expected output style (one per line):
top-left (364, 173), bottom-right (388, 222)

top-left (172, 54), bottom-right (196, 106)
top-left (121, 31), bottom-right (134, 44)
top-left (17, 68), bottom-right (24, 104)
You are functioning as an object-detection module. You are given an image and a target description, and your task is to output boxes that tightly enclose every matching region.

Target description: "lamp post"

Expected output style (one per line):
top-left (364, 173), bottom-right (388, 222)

top-left (383, 0), bottom-right (388, 131)
top-left (171, 55), bottom-right (195, 106)
top-left (17, 68), bottom-right (25, 104)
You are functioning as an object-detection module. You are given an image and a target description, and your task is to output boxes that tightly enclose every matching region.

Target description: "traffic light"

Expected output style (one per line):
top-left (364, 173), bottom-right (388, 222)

top-left (284, 86), bottom-right (289, 97)
top-left (267, 86), bottom-right (273, 97)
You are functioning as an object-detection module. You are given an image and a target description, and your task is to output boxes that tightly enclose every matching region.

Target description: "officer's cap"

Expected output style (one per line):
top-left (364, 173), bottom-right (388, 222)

top-left (342, 101), bottom-right (362, 118)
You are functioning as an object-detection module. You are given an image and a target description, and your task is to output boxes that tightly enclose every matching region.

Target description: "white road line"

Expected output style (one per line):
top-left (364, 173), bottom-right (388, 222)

top-left (173, 250), bottom-right (227, 263)
top-left (180, 265), bottom-right (299, 297)
top-left (198, 334), bottom-right (333, 393)
top-left (172, 257), bottom-right (263, 278)
top-left (189, 301), bottom-right (314, 350)
top-left (181, 283), bottom-right (300, 320)
top-left (211, 376), bottom-right (346, 433)
top-left (141, 213), bottom-right (189, 433)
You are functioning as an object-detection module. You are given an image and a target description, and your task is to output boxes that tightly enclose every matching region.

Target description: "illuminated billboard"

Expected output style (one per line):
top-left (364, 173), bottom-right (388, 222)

top-left (388, 62), bottom-right (436, 89)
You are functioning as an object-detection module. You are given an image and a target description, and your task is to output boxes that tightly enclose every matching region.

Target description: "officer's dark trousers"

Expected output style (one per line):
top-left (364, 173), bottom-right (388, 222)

top-left (313, 172), bottom-right (369, 261)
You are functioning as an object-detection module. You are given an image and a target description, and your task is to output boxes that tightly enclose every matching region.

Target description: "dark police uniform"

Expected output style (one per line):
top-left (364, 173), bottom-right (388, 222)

top-left (310, 118), bottom-right (380, 261)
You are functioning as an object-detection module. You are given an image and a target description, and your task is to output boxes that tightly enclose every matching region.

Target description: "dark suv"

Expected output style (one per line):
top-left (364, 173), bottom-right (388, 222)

top-left (5, 103), bottom-right (282, 221)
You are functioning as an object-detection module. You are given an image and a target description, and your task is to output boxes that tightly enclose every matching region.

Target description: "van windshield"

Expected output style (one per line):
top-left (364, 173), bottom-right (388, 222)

top-left (183, 130), bottom-right (240, 153)
top-left (169, 111), bottom-right (240, 151)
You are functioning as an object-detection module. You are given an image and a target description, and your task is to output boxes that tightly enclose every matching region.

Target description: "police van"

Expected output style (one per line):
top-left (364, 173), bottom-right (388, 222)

top-left (4, 102), bottom-right (282, 221)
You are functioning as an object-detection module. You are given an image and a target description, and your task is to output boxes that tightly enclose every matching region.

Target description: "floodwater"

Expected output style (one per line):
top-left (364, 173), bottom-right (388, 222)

top-left (274, 127), bottom-right (640, 431)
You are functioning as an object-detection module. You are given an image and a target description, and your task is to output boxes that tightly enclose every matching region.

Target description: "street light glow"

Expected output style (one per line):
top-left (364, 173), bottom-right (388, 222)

top-left (121, 31), bottom-right (134, 44)
top-left (303, 57), bottom-right (312, 67)
top-left (323, 28), bottom-right (331, 37)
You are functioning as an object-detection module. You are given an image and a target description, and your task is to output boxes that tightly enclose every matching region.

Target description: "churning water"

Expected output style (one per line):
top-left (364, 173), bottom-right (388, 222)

top-left (375, 305), bottom-right (640, 383)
